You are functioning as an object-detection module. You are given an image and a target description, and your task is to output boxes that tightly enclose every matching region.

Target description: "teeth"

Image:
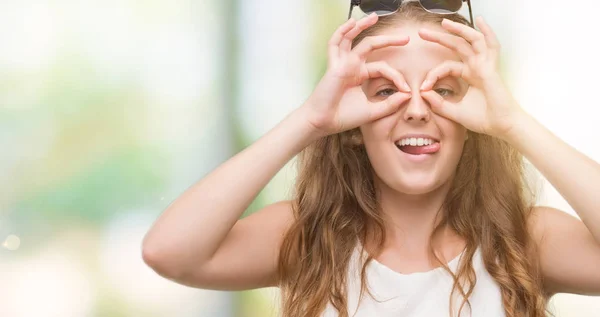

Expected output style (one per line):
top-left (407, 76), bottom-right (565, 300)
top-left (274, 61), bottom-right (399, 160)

top-left (396, 137), bottom-right (437, 147)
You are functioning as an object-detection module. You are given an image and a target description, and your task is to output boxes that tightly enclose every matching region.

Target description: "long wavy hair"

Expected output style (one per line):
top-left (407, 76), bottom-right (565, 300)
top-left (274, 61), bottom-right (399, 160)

top-left (278, 2), bottom-right (550, 317)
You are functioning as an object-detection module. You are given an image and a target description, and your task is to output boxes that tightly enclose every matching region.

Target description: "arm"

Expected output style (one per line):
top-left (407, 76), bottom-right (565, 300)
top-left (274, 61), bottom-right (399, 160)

top-left (142, 14), bottom-right (413, 290)
top-left (507, 113), bottom-right (600, 296)
top-left (416, 16), bottom-right (600, 296)
top-left (141, 107), bottom-right (319, 290)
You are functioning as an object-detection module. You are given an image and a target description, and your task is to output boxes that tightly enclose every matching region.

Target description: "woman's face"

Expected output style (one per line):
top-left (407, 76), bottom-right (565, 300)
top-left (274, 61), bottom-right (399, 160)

top-left (359, 22), bottom-right (469, 195)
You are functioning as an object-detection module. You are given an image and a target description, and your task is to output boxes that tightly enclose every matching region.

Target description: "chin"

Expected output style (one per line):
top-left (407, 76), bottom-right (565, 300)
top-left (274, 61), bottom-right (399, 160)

top-left (379, 171), bottom-right (445, 196)
top-left (394, 177), bottom-right (442, 195)
top-left (367, 144), bottom-right (459, 196)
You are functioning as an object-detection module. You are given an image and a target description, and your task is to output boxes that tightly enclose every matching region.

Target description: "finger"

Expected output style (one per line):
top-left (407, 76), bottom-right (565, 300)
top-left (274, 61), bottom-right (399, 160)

top-left (340, 13), bottom-right (379, 53)
top-left (440, 18), bottom-right (487, 54)
top-left (328, 18), bottom-right (358, 61)
top-left (369, 92), bottom-right (412, 121)
top-left (352, 35), bottom-right (410, 60)
top-left (365, 61), bottom-right (411, 93)
top-left (418, 28), bottom-right (474, 61)
top-left (420, 60), bottom-right (466, 91)
top-left (420, 90), bottom-right (459, 122)
top-left (475, 16), bottom-right (500, 50)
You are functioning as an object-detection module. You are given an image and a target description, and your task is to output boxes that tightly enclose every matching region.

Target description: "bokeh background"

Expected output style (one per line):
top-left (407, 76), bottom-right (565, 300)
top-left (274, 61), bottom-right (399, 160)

top-left (1, 0), bottom-right (600, 316)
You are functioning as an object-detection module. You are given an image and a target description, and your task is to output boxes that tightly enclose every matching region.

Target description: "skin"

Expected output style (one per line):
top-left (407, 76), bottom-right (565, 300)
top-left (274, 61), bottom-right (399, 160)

top-left (358, 23), bottom-right (470, 269)
top-left (409, 17), bottom-right (600, 296)
top-left (142, 14), bottom-right (600, 298)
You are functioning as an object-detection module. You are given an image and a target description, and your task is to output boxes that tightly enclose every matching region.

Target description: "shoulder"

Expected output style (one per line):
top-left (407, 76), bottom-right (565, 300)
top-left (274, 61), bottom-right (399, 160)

top-left (526, 205), bottom-right (569, 244)
top-left (526, 205), bottom-right (590, 248)
top-left (526, 205), bottom-right (600, 296)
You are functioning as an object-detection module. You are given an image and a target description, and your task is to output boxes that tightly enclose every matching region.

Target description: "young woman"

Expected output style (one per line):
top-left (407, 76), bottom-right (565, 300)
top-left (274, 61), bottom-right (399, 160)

top-left (141, 1), bottom-right (600, 316)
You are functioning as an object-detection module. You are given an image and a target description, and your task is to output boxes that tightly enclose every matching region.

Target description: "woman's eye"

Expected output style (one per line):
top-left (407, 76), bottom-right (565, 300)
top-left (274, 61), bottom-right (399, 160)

top-left (375, 88), bottom-right (397, 97)
top-left (434, 88), bottom-right (455, 97)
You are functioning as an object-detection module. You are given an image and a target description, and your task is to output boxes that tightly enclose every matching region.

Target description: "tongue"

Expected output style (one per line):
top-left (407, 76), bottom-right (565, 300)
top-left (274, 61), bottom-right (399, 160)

top-left (401, 143), bottom-right (440, 155)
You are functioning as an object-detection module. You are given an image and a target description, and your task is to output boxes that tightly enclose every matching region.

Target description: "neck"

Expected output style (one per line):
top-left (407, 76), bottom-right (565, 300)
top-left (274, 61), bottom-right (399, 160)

top-left (373, 174), bottom-right (456, 253)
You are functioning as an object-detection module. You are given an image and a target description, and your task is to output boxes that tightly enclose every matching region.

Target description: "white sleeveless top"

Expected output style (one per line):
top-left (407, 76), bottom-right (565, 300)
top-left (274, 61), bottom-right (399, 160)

top-left (320, 245), bottom-right (505, 317)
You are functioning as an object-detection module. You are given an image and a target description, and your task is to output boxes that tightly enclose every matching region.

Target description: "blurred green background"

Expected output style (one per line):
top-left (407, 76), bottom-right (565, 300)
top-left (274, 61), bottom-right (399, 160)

top-left (1, 0), bottom-right (600, 316)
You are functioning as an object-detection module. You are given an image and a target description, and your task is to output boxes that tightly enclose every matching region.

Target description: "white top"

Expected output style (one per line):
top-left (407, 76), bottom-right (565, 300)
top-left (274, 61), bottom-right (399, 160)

top-left (320, 245), bottom-right (505, 317)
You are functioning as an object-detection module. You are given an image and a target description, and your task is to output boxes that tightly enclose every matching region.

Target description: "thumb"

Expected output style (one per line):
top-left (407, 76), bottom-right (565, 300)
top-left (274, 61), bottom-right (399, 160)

top-left (368, 92), bottom-right (411, 121)
top-left (420, 90), bottom-right (459, 122)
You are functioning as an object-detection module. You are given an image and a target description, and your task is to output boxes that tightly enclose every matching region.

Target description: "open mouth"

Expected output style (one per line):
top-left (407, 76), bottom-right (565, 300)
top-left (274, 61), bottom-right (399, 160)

top-left (396, 141), bottom-right (440, 155)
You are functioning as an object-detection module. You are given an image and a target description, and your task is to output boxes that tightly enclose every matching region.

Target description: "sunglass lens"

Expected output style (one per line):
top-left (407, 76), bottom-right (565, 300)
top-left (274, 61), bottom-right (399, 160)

top-left (360, 0), bottom-right (402, 16)
top-left (419, 0), bottom-right (462, 13)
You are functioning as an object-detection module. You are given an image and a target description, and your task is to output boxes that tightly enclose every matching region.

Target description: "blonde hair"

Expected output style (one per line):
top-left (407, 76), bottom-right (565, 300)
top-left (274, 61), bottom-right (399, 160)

top-left (278, 2), bottom-right (550, 316)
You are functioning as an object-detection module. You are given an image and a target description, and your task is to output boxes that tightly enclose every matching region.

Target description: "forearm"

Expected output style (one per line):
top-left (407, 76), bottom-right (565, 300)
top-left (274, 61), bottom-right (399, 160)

top-left (503, 112), bottom-right (600, 243)
top-left (142, 106), bottom-right (320, 272)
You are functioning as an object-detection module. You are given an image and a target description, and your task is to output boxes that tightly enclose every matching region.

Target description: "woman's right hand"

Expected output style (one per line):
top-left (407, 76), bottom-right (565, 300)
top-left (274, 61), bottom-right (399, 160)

top-left (301, 13), bottom-right (413, 138)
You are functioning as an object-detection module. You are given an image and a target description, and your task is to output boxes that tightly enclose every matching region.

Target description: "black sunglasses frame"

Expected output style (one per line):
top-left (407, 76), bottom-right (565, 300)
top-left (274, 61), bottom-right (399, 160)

top-left (348, 0), bottom-right (474, 27)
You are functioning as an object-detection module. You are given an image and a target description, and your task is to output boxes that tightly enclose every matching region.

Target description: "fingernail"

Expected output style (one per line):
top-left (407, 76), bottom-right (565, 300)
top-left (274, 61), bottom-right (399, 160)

top-left (403, 83), bottom-right (411, 92)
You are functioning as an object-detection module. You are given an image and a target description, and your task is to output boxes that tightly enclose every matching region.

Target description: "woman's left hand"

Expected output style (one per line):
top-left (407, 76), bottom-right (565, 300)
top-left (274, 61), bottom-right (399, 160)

top-left (418, 16), bottom-right (525, 139)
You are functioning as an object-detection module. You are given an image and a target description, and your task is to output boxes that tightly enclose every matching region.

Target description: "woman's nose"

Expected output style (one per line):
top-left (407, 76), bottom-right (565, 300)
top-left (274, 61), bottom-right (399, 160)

top-left (403, 91), bottom-right (431, 123)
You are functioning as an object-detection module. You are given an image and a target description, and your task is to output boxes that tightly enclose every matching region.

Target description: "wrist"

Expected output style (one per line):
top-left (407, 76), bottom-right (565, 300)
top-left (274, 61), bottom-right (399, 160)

top-left (499, 110), bottom-right (536, 145)
top-left (291, 105), bottom-right (328, 142)
top-left (281, 106), bottom-right (326, 153)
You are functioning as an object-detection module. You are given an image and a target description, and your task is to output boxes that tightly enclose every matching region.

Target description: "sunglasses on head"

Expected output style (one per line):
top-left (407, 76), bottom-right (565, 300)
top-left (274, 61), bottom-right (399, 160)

top-left (348, 0), bottom-right (473, 26)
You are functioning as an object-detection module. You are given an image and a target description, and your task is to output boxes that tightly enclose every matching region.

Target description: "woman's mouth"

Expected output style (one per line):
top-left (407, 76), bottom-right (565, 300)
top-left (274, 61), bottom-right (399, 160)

top-left (396, 142), bottom-right (441, 155)
top-left (395, 137), bottom-right (441, 156)
top-left (394, 137), bottom-right (441, 165)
